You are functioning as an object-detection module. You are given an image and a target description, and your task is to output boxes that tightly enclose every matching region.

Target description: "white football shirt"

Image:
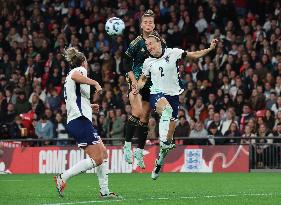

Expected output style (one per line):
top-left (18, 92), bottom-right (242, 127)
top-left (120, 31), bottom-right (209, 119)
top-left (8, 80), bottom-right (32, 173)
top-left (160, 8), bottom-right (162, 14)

top-left (142, 48), bottom-right (185, 95)
top-left (64, 66), bottom-right (92, 123)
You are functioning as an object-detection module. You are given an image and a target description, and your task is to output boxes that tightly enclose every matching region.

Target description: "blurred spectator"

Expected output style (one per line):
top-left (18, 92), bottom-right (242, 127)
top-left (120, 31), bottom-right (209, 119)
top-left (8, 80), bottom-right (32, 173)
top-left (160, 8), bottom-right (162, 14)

top-left (266, 91), bottom-right (277, 109)
top-left (239, 104), bottom-right (254, 132)
top-left (255, 123), bottom-right (274, 168)
top-left (224, 122), bottom-right (241, 144)
top-left (249, 89), bottom-right (266, 111)
top-left (274, 111), bottom-right (281, 129)
top-left (256, 124), bottom-right (274, 145)
top-left (46, 88), bottom-right (61, 112)
top-left (53, 112), bottom-right (68, 146)
top-left (35, 115), bottom-right (54, 146)
top-left (195, 12), bottom-right (208, 33)
top-left (29, 85), bottom-right (47, 104)
top-left (273, 123), bottom-right (281, 143)
top-left (206, 112), bottom-right (222, 131)
top-left (204, 106), bottom-right (215, 128)
top-left (189, 97), bottom-right (208, 122)
top-left (44, 108), bottom-right (55, 123)
top-left (189, 121), bottom-right (208, 145)
top-left (241, 124), bottom-right (256, 144)
top-left (8, 116), bottom-right (25, 138)
top-left (0, 103), bottom-right (16, 124)
top-left (271, 96), bottom-right (281, 114)
top-left (174, 115), bottom-right (190, 145)
top-left (247, 118), bottom-right (258, 134)
top-left (263, 110), bottom-right (275, 131)
top-left (14, 91), bottom-right (31, 115)
top-left (5, 88), bottom-right (16, 104)
top-left (0, 90), bottom-right (8, 114)
top-left (30, 94), bottom-right (45, 118)
top-left (207, 122), bottom-right (222, 145)
top-left (97, 113), bottom-right (107, 138)
top-left (221, 108), bottom-right (238, 135)
top-left (103, 109), bottom-right (124, 145)
top-left (233, 94), bottom-right (245, 115)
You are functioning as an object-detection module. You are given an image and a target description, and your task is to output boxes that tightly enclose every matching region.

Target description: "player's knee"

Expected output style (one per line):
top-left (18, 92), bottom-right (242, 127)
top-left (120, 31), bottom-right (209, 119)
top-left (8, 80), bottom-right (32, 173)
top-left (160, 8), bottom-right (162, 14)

top-left (132, 110), bottom-right (142, 118)
top-left (92, 156), bottom-right (103, 166)
top-left (139, 109), bottom-right (149, 123)
top-left (103, 150), bottom-right (108, 159)
top-left (140, 115), bottom-right (149, 123)
top-left (88, 153), bottom-right (104, 166)
top-left (131, 104), bottom-right (141, 117)
top-left (161, 105), bottom-right (173, 121)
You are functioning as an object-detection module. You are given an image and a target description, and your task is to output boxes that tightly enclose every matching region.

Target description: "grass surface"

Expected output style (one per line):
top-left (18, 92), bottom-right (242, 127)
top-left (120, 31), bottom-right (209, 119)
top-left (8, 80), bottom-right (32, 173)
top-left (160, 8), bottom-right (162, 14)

top-left (0, 173), bottom-right (281, 205)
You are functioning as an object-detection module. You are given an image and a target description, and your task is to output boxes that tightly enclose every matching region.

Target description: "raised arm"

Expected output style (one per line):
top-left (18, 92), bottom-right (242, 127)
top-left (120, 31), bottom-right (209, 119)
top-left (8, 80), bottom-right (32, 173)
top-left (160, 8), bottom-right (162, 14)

top-left (124, 38), bottom-right (140, 89)
top-left (136, 60), bottom-right (150, 94)
top-left (123, 54), bottom-right (136, 79)
top-left (71, 71), bottom-right (102, 94)
top-left (186, 39), bottom-right (218, 60)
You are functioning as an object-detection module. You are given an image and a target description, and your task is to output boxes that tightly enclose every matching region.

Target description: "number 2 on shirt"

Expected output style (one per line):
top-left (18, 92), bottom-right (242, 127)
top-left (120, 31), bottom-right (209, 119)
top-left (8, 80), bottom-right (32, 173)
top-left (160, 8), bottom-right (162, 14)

top-left (159, 67), bottom-right (164, 77)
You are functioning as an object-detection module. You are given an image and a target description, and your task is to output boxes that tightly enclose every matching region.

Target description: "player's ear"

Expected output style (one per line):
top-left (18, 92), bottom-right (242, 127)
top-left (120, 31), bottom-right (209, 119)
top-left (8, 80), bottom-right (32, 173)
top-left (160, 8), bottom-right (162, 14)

top-left (140, 20), bottom-right (144, 30)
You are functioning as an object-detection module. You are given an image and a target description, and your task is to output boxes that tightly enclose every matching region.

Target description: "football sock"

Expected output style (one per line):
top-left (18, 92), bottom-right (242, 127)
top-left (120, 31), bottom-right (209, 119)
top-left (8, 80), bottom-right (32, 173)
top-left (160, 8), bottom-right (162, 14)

top-left (136, 121), bottom-right (148, 149)
top-left (124, 141), bottom-right (131, 148)
top-left (154, 163), bottom-right (162, 174)
top-left (159, 105), bottom-right (173, 142)
top-left (134, 148), bottom-right (144, 159)
top-left (156, 147), bottom-right (170, 166)
top-left (125, 115), bottom-right (139, 142)
top-left (61, 158), bottom-right (96, 182)
top-left (96, 159), bottom-right (109, 195)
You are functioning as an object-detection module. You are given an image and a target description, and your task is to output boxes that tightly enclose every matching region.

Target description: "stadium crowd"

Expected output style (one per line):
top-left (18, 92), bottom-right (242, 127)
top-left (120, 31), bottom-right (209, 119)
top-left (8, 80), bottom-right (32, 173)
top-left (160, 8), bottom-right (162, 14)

top-left (0, 0), bottom-right (281, 147)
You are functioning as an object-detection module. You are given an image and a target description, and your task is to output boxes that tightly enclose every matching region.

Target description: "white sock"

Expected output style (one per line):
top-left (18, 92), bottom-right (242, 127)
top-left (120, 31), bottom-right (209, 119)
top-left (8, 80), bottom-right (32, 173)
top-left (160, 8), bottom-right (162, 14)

top-left (156, 148), bottom-right (169, 166)
top-left (61, 158), bottom-right (96, 182)
top-left (159, 118), bottom-right (170, 142)
top-left (124, 141), bottom-right (131, 148)
top-left (96, 159), bottom-right (109, 195)
top-left (135, 148), bottom-right (143, 156)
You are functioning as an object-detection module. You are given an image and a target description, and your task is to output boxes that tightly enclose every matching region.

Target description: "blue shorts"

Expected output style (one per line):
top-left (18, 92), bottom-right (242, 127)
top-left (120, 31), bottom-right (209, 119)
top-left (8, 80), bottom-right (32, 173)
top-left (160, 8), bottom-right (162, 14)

top-left (150, 93), bottom-right (179, 120)
top-left (66, 116), bottom-right (100, 148)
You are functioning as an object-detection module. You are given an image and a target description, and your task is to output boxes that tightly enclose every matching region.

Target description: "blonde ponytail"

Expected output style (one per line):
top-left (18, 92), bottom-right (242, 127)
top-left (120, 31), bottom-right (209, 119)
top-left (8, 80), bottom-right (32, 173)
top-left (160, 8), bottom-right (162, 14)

top-left (63, 47), bottom-right (86, 67)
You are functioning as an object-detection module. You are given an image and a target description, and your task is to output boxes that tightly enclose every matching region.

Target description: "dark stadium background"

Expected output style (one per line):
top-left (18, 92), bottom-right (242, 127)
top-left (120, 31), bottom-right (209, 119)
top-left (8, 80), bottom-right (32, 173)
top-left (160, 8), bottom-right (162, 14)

top-left (0, 1), bottom-right (281, 205)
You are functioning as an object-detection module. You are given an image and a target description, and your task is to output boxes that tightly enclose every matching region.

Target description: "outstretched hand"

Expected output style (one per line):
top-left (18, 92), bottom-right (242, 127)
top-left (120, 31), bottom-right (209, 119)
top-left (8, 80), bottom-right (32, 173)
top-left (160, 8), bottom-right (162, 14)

top-left (95, 84), bottom-right (103, 95)
top-left (210, 39), bottom-right (219, 50)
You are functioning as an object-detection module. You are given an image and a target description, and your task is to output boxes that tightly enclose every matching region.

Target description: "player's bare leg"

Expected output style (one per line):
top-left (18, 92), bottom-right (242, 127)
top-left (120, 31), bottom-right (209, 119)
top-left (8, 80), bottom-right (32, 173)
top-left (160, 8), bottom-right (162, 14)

top-left (152, 98), bottom-right (176, 180)
top-left (152, 120), bottom-right (176, 179)
top-left (97, 141), bottom-right (118, 198)
top-left (54, 143), bottom-right (118, 198)
top-left (124, 91), bottom-right (142, 164)
top-left (134, 100), bottom-right (150, 169)
top-left (54, 144), bottom-right (103, 197)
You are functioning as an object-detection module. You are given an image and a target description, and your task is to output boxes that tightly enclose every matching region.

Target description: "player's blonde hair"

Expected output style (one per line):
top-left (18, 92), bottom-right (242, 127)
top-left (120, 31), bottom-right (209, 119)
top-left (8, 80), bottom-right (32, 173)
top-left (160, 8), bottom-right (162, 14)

top-left (63, 47), bottom-right (86, 67)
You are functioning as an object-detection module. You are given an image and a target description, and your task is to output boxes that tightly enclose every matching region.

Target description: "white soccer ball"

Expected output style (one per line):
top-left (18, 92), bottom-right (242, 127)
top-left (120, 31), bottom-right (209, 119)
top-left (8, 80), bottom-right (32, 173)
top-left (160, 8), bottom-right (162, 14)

top-left (105, 17), bottom-right (125, 36)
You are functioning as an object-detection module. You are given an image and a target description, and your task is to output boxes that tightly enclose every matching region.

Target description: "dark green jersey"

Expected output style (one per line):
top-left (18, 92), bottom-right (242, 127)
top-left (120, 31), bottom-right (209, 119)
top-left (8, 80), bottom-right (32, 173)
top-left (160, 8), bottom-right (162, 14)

top-left (125, 35), bottom-right (149, 81)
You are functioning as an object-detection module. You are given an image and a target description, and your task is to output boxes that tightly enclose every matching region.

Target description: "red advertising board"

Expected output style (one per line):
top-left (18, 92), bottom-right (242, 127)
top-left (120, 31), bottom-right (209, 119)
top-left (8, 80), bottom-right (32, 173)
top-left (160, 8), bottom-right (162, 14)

top-left (0, 145), bottom-right (249, 174)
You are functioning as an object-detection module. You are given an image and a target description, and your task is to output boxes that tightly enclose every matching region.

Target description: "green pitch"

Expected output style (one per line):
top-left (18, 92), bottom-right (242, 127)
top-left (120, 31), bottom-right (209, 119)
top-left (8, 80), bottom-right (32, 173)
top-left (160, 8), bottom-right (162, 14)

top-left (0, 173), bottom-right (281, 205)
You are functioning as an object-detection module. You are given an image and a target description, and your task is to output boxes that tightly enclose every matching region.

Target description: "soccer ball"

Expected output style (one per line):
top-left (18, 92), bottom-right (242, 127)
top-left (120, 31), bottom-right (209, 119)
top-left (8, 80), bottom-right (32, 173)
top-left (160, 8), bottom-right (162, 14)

top-left (105, 17), bottom-right (125, 36)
